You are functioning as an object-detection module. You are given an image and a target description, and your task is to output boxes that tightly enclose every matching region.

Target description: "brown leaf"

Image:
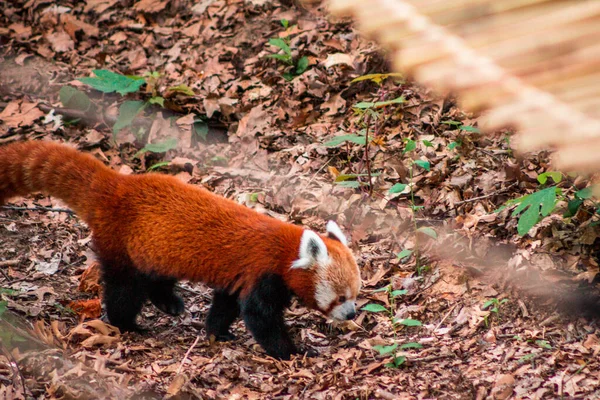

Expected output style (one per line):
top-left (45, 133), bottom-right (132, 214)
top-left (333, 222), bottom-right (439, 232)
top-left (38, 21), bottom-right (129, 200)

top-left (46, 31), bottom-right (75, 52)
top-left (62, 14), bottom-right (100, 38)
top-left (134, 0), bottom-right (168, 13)
top-left (166, 374), bottom-right (188, 397)
top-left (0, 100), bottom-right (45, 128)
top-left (78, 262), bottom-right (102, 294)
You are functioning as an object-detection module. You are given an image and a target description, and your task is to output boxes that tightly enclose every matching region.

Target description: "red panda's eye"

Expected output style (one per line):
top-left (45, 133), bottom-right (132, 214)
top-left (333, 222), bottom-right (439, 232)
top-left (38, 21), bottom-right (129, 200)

top-left (338, 296), bottom-right (347, 303)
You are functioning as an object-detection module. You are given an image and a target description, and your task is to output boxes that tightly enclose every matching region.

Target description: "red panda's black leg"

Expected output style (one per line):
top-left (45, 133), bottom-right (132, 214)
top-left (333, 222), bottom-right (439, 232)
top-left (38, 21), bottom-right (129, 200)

top-left (205, 289), bottom-right (240, 341)
top-left (102, 269), bottom-right (149, 332)
top-left (240, 274), bottom-right (297, 360)
top-left (148, 277), bottom-right (185, 316)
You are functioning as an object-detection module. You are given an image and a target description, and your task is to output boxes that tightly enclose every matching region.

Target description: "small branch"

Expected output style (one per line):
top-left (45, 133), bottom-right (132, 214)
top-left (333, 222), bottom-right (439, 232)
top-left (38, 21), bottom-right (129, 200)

top-left (1, 205), bottom-right (74, 214)
top-left (303, 157), bottom-right (334, 190)
top-left (454, 182), bottom-right (518, 206)
top-left (364, 113), bottom-right (373, 196)
top-left (410, 353), bottom-right (454, 363)
top-left (434, 303), bottom-right (458, 332)
top-left (177, 335), bottom-right (200, 374)
top-left (0, 346), bottom-right (27, 397)
top-left (0, 259), bottom-right (19, 268)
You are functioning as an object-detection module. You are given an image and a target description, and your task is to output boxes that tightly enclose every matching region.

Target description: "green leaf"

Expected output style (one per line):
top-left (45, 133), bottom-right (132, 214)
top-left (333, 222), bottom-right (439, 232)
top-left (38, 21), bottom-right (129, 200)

top-left (395, 318), bottom-right (422, 327)
top-left (536, 340), bottom-right (552, 350)
top-left (354, 96), bottom-right (404, 110)
top-left (282, 72), bottom-right (295, 81)
top-left (422, 140), bottom-right (434, 147)
top-left (138, 137), bottom-right (178, 155)
top-left (537, 171), bottom-right (562, 185)
top-left (113, 101), bottom-right (146, 135)
top-left (389, 183), bottom-right (407, 194)
top-left (269, 37), bottom-right (291, 56)
top-left (335, 181), bottom-right (361, 188)
top-left (372, 286), bottom-right (391, 293)
top-left (323, 134), bottom-right (366, 147)
top-left (296, 56), bottom-right (309, 74)
top-left (353, 101), bottom-right (375, 109)
top-left (517, 204), bottom-right (541, 236)
top-left (351, 73), bottom-right (404, 84)
top-left (59, 86), bottom-right (91, 112)
top-left (503, 186), bottom-right (559, 236)
top-left (442, 120), bottom-right (462, 126)
top-left (576, 186), bottom-right (595, 200)
top-left (194, 120), bottom-right (209, 140)
top-left (372, 96), bottom-right (405, 108)
top-left (565, 199), bottom-right (583, 217)
top-left (168, 84), bottom-right (195, 96)
top-left (400, 342), bottom-right (422, 350)
top-left (148, 96), bottom-right (165, 107)
top-left (396, 249), bottom-right (413, 261)
top-left (266, 53), bottom-right (293, 63)
top-left (414, 160), bottom-right (431, 171)
top-left (280, 19), bottom-right (289, 28)
top-left (482, 299), bottom-right (496, 310)
top-left (459, 125), bottom-right (480, 133)
top-left (391, 289), bottom-right (407, 297)
top-left (361, 303), bottom-right (388, 313)
top-left (404, 139), bottom-right (416, 153)
top-left (388, 355), bottom-right (407, 368)
top-left (78, 69), bottom-right (145, 95)
top-left (372, 343), bottom-right (398, 355)
top-left (147, 161), bottom-right (170, 171)
top-left (448, 141), bottom-right (460, 150)
top-left (416, 226), bottom-right (437, 239)
top-left (0, 300), bottom-right (7, 318)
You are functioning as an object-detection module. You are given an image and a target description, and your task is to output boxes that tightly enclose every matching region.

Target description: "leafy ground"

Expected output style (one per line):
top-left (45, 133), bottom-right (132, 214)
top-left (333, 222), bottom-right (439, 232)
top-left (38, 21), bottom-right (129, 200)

top-left (1, 0), bottom-right (600, 399)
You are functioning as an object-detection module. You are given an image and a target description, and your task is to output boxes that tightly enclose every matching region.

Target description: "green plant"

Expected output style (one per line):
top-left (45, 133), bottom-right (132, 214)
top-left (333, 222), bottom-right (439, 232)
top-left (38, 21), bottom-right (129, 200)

top-left (482, 298), bottom-right (508, 326)
top-left (442, 120), bottom-right (480, 134)
top-left (323, 74), bottom-right (406, 193)
top-left (390, 138), bottom-right (436, 274)
top-left (60, 69), bottom-right (207, 154)
top-left (266, 20), bottom-right (309, 80)
top-left (362, 285), bottom-right (422, 368)
top-left (496, 172), bottom-right (598, 236)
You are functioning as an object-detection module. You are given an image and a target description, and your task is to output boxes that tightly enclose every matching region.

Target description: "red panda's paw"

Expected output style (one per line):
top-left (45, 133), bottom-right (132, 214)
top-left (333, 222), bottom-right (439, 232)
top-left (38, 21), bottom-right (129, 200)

top-left (208, 331), bottom-right (237, 343)
top-left (296, 346), bottom-right (319, 358)
top-left (151, 294), bottom-right (185, 316)
top-left (148, 278), bottom-right (185, 316)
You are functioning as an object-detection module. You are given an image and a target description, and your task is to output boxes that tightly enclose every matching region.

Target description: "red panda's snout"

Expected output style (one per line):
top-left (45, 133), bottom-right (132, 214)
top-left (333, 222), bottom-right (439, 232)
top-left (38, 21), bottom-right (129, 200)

top-left (289, 221), bottom-right (361, 321)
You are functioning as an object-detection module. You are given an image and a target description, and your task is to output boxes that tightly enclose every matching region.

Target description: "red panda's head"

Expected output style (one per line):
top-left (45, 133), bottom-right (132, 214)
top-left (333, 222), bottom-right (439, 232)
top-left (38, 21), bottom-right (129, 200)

top-left (290, 221), bottom-right (361, 321)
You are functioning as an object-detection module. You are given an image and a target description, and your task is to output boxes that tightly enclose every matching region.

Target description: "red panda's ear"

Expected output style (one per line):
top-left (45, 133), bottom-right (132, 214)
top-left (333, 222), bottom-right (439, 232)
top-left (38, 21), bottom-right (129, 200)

top-left (326, 220), bottom-right (348, 246)
top-left (291, 230), bottom-right (328, 269)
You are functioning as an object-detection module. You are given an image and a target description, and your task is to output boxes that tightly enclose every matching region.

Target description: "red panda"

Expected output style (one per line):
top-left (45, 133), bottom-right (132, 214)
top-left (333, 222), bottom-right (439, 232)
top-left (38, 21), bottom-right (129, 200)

top-left (0, 141), bottom-right (361, 360)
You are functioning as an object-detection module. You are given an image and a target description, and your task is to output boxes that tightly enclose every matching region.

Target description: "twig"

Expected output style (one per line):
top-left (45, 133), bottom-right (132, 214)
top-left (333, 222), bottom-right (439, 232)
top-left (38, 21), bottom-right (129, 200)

top-left (410, 353), bottom-right (454, 363)
top-left (177, 335), bottom-right (200, 374)
top-left (303, 157), bottom-right (334, 190)
top-left (454, 182), bottom-right (518, 206)
top-left (434, 303), bottom-right (458, 332)
top-left (0, 259), bottom-right (19, 268)
top-left (0, 345), bottom-right (27, 397)
top-left (364, 113), bottom-right (373, 196)
top-left (1, 205), bottom-right (74, 214)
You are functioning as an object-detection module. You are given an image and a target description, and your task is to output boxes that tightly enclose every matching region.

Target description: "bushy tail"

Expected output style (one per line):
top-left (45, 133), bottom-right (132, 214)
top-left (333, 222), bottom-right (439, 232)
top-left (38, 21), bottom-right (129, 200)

top-left (0, 141), bottom-right (116, 216)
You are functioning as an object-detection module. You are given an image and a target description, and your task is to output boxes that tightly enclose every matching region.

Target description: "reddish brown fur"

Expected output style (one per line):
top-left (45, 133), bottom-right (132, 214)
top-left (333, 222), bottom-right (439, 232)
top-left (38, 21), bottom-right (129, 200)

top-left (0, 141), bottom-right (348, 307)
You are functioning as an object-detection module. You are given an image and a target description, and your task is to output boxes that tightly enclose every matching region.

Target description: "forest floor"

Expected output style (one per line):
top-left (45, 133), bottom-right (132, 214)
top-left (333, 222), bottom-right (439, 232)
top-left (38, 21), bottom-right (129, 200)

top-left (1, 0), bottom-right (600, 399)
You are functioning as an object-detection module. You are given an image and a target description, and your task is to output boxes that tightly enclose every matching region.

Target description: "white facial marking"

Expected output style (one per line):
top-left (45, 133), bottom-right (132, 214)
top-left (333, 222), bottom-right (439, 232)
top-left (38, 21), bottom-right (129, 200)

top-left (291, 230), bottom-right (329, 269)
top-left (315, 280), bottom-right (336, 310)
top-left (329, 300), bottom-right (356, 321)
top-left (326, 220), bottom-right (348, 246)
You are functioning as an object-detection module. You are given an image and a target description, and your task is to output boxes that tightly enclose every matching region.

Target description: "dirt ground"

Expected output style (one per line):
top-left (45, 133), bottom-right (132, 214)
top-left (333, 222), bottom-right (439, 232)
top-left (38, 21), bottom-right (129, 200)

top-left (1, 0), bottom-right (600, 399)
